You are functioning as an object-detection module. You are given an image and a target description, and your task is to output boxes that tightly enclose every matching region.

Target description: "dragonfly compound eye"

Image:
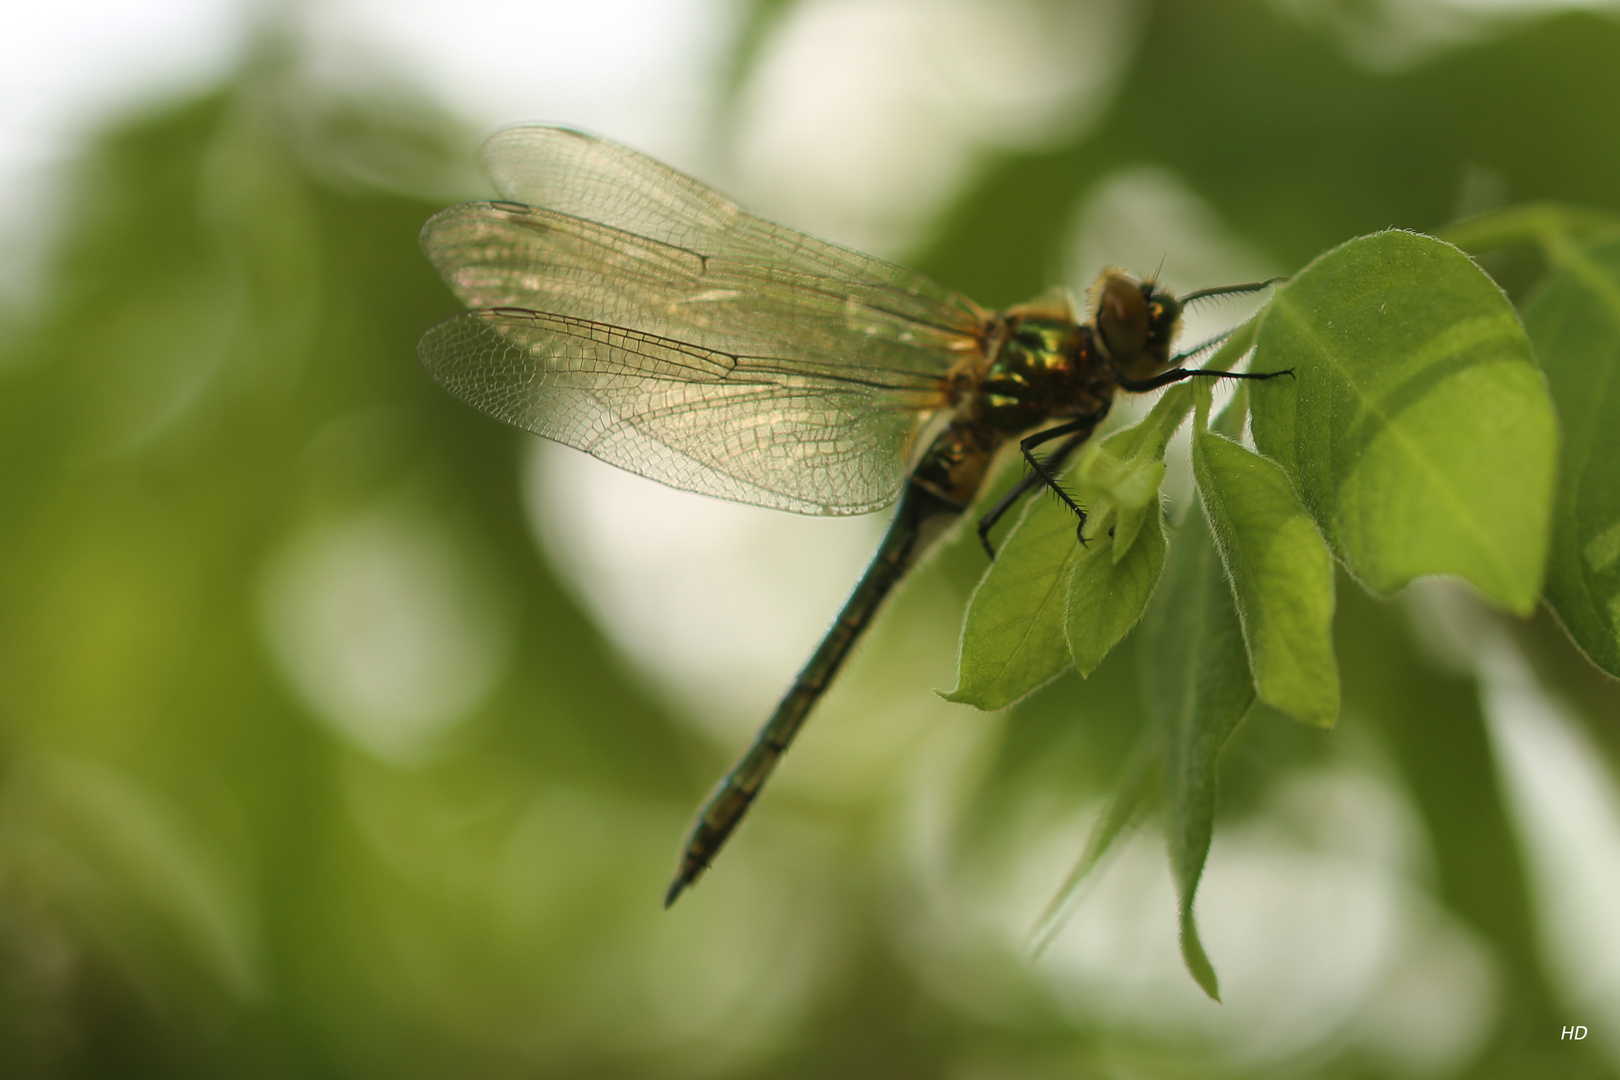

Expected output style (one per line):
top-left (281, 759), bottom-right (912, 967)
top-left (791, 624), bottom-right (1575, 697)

top-left (1095, 273), bottom-right (1150, 363)
top-left (1145, 292), bottom-right (1183, 354)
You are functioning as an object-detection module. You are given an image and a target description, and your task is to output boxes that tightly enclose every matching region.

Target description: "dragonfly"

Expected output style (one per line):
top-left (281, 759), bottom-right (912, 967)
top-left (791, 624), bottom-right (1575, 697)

top-left (417, 126), bottom-right (1284, 907)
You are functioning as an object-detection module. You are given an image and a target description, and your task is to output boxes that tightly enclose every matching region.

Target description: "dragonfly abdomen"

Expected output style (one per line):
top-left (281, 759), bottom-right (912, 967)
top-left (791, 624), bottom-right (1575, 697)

top-left (664, 439), bottom-right (980, 906)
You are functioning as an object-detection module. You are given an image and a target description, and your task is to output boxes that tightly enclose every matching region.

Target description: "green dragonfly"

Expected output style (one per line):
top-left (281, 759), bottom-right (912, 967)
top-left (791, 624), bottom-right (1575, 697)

top-left (417, 126), bottom-right (1282, 906)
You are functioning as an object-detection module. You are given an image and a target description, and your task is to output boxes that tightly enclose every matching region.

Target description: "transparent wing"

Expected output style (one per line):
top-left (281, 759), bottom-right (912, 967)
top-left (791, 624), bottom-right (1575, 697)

top-left (421, 200), bottom-right (981, 378)
top-left (479, 126), bottom-right (977, 314)
top-left (419, 126), bottom-right (990, 513)
top-left (419, 308), bottom-right (948, 514)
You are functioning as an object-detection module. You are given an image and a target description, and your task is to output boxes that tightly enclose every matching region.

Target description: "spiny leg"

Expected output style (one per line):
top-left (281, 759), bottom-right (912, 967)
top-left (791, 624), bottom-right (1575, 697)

top-left (1176, 277), bottom-right (1286, 305)
top-left (1117, 366), bottom-right (1294, 394)
top-left (977, 429), bottom-right (1092, 559)
top-left (977, 361), bottom-right (1293, 563)
top-left (1010, 415), bottom-right (1106, 550)
top-left (1161, 277), bottom-right (1288, 370)
top-left (1165, 328), bottom-right (1236, 368)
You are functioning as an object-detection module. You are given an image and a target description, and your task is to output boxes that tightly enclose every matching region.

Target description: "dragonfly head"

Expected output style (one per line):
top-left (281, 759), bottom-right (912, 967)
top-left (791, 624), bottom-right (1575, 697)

top-left (1089, 272), bottom-right (1183, 377)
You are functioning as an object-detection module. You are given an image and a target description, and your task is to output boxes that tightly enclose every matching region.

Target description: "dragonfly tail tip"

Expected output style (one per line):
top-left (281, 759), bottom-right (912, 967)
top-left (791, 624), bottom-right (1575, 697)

top-left (665, 850), bottom-right (711, 907)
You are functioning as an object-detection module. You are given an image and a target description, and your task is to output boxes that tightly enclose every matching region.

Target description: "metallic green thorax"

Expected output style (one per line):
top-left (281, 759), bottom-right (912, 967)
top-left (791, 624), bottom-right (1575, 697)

top-left (977, 314), bottom-right (1098, 431)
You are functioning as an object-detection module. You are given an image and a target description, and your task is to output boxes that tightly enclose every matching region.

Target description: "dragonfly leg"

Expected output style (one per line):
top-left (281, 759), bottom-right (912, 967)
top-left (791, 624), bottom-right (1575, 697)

top-left (1117, 366), bottom-right (1294, 394)
top-left (1176, 277), bottom-right (1286, 305)
top-left (1164, 328), bottom-right (1235, 368)
top-left (1014, 415), bottom-right (1107, 547)
top-left (977, 430), bottom-right (1090, 559)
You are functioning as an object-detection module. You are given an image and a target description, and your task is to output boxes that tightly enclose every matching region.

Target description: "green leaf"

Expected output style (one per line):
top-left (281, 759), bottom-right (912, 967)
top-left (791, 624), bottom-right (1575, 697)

top-left (950, 388), bottom-right (1185, 706)
top-left (1071, 319), bottom-right (1260, 532)
top-left (946, 498), bottom-right (1167, 708)
top-left (1066, 411), bottom-right (1171, 565)
top-left (1440, 202), bottom-right (1620, 265)
top-left (1211, 381), bottom-right (1249, 439)
top-left (1029, 737), bottom-right (1158, 957)
top-left (946, 319), bottom-right (1263, 707)
top-left (1249, 230), bottom-right (1556, 614)
top-left (1139, 504), bottom-right (1256, 1001)
top-left (1065, 504), bottom-right (1166, 677)
top-left (1523, 238), bottom-right (1620, 676)
top-left (1192, 383), bottom-right (1340, 728)
top-left (944, 495), bottom-right (1082, 710)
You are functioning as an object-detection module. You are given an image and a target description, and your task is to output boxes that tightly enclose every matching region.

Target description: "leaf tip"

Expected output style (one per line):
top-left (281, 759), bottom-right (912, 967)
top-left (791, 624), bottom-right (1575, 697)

top-left (1507, 593), bottom-right (1540, 620)
top-left (1309, 708), bottom-right (1340, 731)
top-left (1269, 693), bottom-right (1340, 731)
top-left (1179, 920), bottom-right (1222, 1002)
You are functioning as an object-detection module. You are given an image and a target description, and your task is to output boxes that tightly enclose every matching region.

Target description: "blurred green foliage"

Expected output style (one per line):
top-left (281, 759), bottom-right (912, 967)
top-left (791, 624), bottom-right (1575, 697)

top-left (1524, 238), bottom-right (1620, 674)
top-left (5, 1), bottom-right (1620, 1078)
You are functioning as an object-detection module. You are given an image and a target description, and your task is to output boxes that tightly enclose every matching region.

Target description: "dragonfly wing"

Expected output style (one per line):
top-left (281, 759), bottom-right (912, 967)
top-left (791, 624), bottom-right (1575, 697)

top-left (422, 127), bottom-right (991, 513)
top-left (421, 200), bottom-right (980, 380)
top-left (419, 308), bottom-right (941, 514)
top-left (477, 126), bottom-right (983, 330)
top-left (481, 127), bottom-right (741, 257)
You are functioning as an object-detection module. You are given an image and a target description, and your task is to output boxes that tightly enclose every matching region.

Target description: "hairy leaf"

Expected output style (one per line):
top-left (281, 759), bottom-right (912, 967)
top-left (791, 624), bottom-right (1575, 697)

top-left (1066, 506), bottom-right (1166, 677)
top-left (1029, 737), bottom-right (1158, 956)
top-left (948, 378), bottom-right (1216, 706)
top-left (1523, 238), bottom-right (1620, 676)
top-left (944, 494), bottom-right (1080, 710)
top-left (1193, 384), bottom-right (1339, 727)
top-left (1139, 505), bottom-right (1255, 1001)
top-left (1249, 230), bottom-right (1555, 614)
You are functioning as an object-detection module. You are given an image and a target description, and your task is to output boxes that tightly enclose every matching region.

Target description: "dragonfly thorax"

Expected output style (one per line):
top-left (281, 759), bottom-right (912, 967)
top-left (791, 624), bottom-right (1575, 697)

top-left (976, 312), bottom-right (1101, 432)
top-left (974, 273), bottom-right (1185, 434)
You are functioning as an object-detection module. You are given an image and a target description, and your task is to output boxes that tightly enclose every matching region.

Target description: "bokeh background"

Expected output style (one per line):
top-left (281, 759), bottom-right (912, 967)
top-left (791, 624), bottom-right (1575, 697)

top-left (5, 0), bottom-right (1620, 1076)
